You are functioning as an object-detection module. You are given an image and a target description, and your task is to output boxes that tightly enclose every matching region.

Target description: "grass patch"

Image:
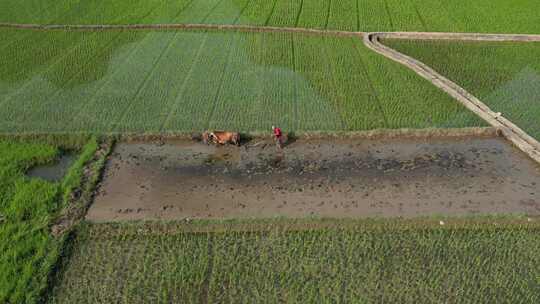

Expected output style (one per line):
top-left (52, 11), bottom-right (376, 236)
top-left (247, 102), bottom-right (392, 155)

top-left (382, 39), bottom-right (540, 142)
top-left (48, 218), bottom-right (540, 303)
top-left (0, 136), bottom-right (99, 303)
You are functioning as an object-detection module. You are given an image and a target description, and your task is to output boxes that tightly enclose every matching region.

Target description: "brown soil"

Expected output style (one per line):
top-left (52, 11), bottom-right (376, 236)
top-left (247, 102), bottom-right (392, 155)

top-left (86, 137), bottom-right (540, 221)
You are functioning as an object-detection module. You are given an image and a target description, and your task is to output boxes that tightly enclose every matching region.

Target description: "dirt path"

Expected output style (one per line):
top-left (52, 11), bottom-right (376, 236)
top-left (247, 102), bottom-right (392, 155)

top-left (364, 32), bottom-right (540, 164)
top-left (0, 22), bottom-right (362, 37)
top-left (370, 32), bottom-right (540, 42)
top-left (86, 137), bottom-right (540, 221)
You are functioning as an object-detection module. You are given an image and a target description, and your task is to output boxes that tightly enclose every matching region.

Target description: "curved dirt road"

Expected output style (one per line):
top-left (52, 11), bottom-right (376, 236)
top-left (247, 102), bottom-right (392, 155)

top-left (363, 32), bottom-right (540, 164)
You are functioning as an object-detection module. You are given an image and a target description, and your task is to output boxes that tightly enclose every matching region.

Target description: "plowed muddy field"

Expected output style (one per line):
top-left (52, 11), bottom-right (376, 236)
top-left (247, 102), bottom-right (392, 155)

top-left (86, 137), bottom-right (540, 221)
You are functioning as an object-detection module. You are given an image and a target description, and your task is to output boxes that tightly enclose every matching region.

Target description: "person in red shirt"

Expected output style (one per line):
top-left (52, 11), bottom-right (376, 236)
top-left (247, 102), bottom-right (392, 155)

top-left (272, 126), bottom-right (283, 149)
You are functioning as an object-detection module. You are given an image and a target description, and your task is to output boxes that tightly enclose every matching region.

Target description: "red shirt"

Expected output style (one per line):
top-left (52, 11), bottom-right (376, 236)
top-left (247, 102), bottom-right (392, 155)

top-left (273, 128), bottom-right (282, 138)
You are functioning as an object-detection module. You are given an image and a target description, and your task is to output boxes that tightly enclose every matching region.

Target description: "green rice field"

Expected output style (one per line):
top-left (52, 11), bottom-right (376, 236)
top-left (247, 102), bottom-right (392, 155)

top-left (0, 29), bottom-right (483, 133)
top-left (1, 0), bottom-right (540, 34)
top-left (1, 2), bottom-right (540, 303)
top-left (47, 220), bottom-right (540, 303)
top-left (383, 40), bottom-right (540, 141)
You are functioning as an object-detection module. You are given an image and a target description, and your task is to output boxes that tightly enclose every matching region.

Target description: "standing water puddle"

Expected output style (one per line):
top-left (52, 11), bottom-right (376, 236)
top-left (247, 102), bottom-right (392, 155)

top-left (27, 153), bottom-right (77, 182)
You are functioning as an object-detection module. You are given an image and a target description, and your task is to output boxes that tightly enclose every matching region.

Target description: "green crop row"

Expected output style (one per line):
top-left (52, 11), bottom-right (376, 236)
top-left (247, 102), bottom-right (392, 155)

top-left (1, 0), bottom-right (540, 34)
top-left (0, 137), bottom-right (98, 303)
top-left (0, 29), bottom-right (484, 133)
top-left (48, 220), bottom-right (540, 303)
top-left (383, 39), bottom-right (540, 142)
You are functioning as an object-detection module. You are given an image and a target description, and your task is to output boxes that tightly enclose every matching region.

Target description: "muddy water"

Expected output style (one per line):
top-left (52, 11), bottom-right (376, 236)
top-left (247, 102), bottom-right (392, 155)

top-left (86, 137), bottom-right (540, 221)
top-left (27, 153), bottom-right (77, 182)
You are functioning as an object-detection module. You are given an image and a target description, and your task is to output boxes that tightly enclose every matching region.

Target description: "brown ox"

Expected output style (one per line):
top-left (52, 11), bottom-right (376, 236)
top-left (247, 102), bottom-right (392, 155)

top-left (202, 131), bottom-right (240, 146)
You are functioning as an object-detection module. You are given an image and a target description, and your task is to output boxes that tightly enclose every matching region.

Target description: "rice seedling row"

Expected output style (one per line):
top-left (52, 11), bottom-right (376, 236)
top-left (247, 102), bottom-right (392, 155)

top-left (208, 32), bottom-right (272, 131)
top-left (266, 0), bottom-right (304, 28)
top-left (295, 0), bottom-right (328, 30)
top-left (293, 35), bottom-right (344, 130)
top-left (236, 0), bottom-right (276, 26)
top-left (205, 0), bottom-right (251, 25)
top-left (162, 32), bottom-right (239, 131)
top-left (327, 0), bottom-right (357, 32)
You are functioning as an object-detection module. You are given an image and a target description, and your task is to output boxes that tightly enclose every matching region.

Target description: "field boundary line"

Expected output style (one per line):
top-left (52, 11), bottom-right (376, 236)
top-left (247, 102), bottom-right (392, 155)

top-left (83, 217), bottom-right (540, 234)
top-left (0, 127), bottom-right (499, 142)
top-left (3, 22), bottom-right (540, 41)
top-left (3, 22), bottom-right (540, 40)
top-left (0, 22), bottom-right (363, 37)
top-left (363, 32), bottom-right (540, 163)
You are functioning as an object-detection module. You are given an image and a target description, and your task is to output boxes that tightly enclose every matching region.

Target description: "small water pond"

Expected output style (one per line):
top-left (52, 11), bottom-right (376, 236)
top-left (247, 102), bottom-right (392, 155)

top-left (27, 153), bottom-right (78, 182)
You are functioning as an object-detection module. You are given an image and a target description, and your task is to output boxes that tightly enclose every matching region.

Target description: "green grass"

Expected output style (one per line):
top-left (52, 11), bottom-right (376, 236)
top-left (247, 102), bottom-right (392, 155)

top-left (0, 137), bottom-right (97, 303)
top-left (48, 219), bottom-right (540, 303)
top-left (0, 29), bottom-right (484, 133)
top-left (1, 0), bottom-right (540, 33)
top-left (383, 39), bottom-right (540, 141)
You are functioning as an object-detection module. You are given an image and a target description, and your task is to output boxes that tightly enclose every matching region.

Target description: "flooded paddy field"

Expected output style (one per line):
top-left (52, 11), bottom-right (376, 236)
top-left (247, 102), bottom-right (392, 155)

top-left (86, 136), bottom-right (540, 221)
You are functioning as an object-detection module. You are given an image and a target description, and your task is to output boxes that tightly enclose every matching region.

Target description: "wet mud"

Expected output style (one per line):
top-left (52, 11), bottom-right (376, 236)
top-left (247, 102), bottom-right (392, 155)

top-left (86, 137), bottom-right (540, 221)
top-left (27, 153), bottom-right (77, 182)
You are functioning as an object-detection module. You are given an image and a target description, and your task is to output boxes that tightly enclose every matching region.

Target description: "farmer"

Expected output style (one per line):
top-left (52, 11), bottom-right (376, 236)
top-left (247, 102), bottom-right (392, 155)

top-left (272, 125), bottom-right (283, 149)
